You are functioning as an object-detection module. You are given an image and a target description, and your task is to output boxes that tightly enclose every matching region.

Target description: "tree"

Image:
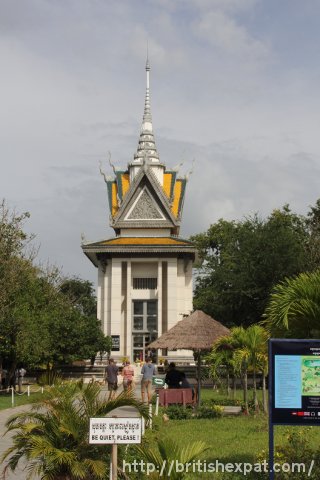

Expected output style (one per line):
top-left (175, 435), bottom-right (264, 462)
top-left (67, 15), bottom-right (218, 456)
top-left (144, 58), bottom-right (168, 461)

top-left (0, 201), bottom-right (111, 373)
top-left (207, 327), bottom-right (250, 413)
top-left (192, 206), bottom-right (308, 327)
top-left (1, 380), bottom-right (149, 480)
top-left (60, 278), bottom-right (97, 317)
top-left (263, 269), bottom-right (320, 338)
top-left (0, 201), bottom-right (37, 377)
top-left (59, 278), bottom-right (112, 363)
top-left (305, 199), bottom-right (320, 270)
top-left (233, 325), bottom-right (268, 413)
top-left (207, 325), bottom-right (269, 413)
top-left (206, 336), bottom-right (236, 397)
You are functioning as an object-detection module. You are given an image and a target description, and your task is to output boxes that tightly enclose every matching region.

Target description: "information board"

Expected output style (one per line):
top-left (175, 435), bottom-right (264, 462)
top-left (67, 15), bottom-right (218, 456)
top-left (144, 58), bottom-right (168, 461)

top-left (111, 335), bottom-right (120, 351)
top-left (89, 417), bottom-right (142, 444)
top-left (270, 339), bottom-right (320, 425)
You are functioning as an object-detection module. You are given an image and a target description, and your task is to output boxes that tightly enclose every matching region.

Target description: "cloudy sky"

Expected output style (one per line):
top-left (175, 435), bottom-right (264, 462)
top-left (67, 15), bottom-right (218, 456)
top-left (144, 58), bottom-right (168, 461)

top-left (1, 0), bottom-right (320, 284)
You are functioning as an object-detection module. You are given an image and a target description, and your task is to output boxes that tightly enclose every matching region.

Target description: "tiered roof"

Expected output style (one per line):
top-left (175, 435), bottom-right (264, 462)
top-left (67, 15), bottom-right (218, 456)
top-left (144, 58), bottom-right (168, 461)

top-left (82, 58), bottom-right (196, 266)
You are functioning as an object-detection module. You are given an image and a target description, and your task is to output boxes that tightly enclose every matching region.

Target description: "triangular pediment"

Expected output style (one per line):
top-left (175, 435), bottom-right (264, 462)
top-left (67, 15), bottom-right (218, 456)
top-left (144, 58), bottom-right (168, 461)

top-left (111, 166), bottom-right (179, 229)
top-left (125, 187), bottom-right (166, 221)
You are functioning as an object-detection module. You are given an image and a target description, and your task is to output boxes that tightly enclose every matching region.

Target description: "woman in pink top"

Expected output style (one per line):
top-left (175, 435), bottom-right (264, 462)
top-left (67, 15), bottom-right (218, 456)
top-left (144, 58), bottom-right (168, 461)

top-left (122, 361), bottom-right (134, 392)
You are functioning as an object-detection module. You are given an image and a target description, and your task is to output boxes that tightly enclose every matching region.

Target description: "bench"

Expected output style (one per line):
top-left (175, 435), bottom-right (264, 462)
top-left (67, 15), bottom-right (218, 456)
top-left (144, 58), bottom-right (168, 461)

top-left (158, 388), bottom-right (195, 407)
top-left (222, 406), bottom-right (242, 415)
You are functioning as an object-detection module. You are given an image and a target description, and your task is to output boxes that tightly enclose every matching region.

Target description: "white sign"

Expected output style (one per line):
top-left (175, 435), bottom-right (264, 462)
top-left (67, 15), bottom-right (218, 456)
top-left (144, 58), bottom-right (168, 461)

top-left (89, 417), bottom-right (142, 444)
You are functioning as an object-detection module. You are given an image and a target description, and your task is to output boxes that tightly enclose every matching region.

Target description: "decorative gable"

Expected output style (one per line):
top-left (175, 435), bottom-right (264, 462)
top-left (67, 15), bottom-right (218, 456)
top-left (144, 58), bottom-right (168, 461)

top-left (111, 166), bottom-right (179, 230)
top-left (125, 187), bottom-right (166, 221)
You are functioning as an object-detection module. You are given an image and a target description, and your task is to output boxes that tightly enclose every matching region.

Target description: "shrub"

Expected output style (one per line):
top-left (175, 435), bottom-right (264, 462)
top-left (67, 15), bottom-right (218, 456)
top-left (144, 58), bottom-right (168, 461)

top-left (206, 398), bottom-right (241, 406)
top-left (253, 428), bottom-right (320, 480)
top-left (196, 405), bottom-right (223, 419)
top-left (37, 370), bottom-right (62, 386)
top-left (163, 405), bottom-right (193, 420)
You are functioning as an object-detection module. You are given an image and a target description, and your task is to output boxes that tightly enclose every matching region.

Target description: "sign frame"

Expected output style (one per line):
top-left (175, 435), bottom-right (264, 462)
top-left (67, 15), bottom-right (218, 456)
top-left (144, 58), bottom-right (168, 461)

top-left (89, 417), bottom-right (142, 445)
top-left (269, 338), bottom-right (320, 426)
top-left (269, 338), bottom-right (320, 480)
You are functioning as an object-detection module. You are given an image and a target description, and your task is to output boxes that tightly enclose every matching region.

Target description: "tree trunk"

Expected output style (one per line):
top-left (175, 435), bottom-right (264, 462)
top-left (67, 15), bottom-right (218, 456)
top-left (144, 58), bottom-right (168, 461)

top-left (262, 372), bottom-right (267, 414)
top-left (243, 370), bottom-right (249, 414)
top-left (8, 361), bottom-right (17, 390)
top-left (253, 368), bottom-right (259, 413)
top-left (232, 376), bottom-right (236, 400)
top-left (226, 372), bottom-right (230, 397)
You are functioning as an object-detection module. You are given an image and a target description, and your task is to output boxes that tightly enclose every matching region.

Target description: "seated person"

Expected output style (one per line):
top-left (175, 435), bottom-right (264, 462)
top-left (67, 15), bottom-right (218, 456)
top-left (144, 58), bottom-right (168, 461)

top-left (164, 362), bottom-right (183, 389)
top-left (180, 372), bottom-right (195, 400)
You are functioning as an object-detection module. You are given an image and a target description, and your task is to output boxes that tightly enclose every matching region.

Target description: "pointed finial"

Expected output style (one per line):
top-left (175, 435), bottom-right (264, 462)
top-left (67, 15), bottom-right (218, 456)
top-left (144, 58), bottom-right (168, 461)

top-left (146, 41), bottom-right (150, 71)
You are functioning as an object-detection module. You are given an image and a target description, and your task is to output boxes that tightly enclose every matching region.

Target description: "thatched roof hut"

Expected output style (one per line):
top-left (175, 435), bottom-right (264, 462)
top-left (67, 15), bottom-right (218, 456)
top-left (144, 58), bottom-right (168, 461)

top-left (148, 310), bottom-right (230, 351)
top-left (148, 310), bottom-right (230, 405)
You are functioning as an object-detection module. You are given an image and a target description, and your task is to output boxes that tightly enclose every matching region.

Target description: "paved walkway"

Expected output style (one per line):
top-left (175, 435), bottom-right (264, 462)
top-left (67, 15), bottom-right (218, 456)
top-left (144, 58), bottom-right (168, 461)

top-left (0, 380), bottom-right (155, 479)
top-left (0, 403), bottom-right (35, 480)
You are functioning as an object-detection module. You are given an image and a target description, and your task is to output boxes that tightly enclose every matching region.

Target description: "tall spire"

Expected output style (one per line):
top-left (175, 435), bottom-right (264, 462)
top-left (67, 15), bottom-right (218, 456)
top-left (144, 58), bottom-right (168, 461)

top-left (133, 56), bottom-right (159, 164)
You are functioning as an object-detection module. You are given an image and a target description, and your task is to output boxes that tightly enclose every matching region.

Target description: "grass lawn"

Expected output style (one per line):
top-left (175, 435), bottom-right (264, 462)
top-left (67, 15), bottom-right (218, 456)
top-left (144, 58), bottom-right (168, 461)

top-left (132, 388), bottom-right (320, 479)
top-left (0, 386), bottom-right (45, 410)
top-left (2, 385), bottom-right (319, 479)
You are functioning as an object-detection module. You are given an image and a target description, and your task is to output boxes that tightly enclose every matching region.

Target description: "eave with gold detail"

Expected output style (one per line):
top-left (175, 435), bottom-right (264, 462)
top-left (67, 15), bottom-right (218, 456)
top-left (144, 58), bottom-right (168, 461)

top-left (82, 236), bottom-right (197, 267)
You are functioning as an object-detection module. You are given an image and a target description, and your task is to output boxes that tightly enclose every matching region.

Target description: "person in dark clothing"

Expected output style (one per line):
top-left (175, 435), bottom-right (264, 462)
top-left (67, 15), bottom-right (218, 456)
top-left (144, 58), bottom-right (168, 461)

top-left (164, 362), bottom-right (183, 389)
top-left (180, 372), bottom-right (195, 400)
top-left (105, 358), bottom-right (119, 401)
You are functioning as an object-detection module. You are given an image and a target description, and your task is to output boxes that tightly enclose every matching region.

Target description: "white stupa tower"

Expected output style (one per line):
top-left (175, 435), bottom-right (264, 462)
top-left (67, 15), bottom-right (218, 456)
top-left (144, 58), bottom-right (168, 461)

top-left (82, 59), bottom-right (196, 362)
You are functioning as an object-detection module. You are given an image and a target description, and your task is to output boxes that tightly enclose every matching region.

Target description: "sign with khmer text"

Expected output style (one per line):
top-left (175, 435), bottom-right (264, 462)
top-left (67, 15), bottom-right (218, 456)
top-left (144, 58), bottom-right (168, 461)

top-left (89, 417), bottom-right (142, 444)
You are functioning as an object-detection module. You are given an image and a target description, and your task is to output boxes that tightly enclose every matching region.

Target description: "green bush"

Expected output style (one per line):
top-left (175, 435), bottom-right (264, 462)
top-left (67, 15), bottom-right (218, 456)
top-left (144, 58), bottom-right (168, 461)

top-left (37, 370), bottom-right (62, 386)
top-left (164, 405), bottom-right (193, 420)
top-left (253, 428), bottom-right (320, 480)
top-left (196, 405), bottom-right (223, 419)
top-left (241, 399), bottom-right (264, 414)
top-left (206, 398), bottom-right (241, 406)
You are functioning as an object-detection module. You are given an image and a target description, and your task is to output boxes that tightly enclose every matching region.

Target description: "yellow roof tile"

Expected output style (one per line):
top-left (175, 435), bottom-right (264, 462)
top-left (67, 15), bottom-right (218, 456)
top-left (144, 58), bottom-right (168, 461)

top-left (102, 237), bottom-right (191, 246)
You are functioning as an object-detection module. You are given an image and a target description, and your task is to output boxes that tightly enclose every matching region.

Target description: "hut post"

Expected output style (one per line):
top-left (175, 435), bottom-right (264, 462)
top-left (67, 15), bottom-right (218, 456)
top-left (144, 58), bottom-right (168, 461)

top-left (197, 349), bottom-right (201, 407)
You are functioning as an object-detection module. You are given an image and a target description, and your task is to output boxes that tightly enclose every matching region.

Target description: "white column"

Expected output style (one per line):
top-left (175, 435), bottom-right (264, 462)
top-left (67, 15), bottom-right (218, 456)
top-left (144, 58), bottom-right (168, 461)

top-left (157, 260), bottom-right (163, 360)
top-left (126, 261), bottom-right (132, 360)
top-left (185, 259), bottom-right (193, 313)
top-left (167, 258), bottom-right (178, 330)
top-left (177, 259), bottom-right (186, 321)
top-left (157, 260), bottom-right (162, 337)
top-left (110, 259), bottom-right (122, 353)
top-left (103, 261), bottom-right (112, 336)
top-left (97, 264), bottom-right (104, 323)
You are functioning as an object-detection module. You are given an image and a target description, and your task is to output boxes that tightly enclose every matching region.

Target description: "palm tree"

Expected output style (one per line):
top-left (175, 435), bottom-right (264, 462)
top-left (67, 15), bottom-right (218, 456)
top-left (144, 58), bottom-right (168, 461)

top-left (133, 438), bottom-right (209, 480)
top-left (207, 326), bottom-right (269, 414)
top-left (207, 335), bottom-right (236, 397)
top-left (229, 327), bottom-right (250, 414)
top-left (264, 269), bottom-right (320, 338)
top-left (1, 380), bottom-right (149, 480)
top-left (233, 325), bottom-right (269, 413)
top-left (207, 327), bottom-right (250, 412)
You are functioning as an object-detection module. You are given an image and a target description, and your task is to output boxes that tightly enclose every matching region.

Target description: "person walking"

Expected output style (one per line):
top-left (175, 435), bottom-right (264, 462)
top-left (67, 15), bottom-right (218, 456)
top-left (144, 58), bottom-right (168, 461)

top-left (16, 367), bottom-right (26, 394)
top-left (141, 357), bottom-right (156, 403)
top-left (122, 360), bottom-right (135, 392)
top-left (105, 359), bottom-right (119, 401)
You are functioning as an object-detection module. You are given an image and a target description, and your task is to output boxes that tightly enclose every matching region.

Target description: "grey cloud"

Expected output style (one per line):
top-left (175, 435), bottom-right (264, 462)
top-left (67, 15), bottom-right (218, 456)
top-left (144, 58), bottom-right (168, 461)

top-left (1, 0), bottom-right (320, 285)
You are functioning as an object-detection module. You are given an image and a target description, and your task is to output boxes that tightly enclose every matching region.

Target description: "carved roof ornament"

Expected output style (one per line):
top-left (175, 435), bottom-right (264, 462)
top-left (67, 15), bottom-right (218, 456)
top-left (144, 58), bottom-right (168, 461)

top-left (99, 153), bottom-right (116, 183)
